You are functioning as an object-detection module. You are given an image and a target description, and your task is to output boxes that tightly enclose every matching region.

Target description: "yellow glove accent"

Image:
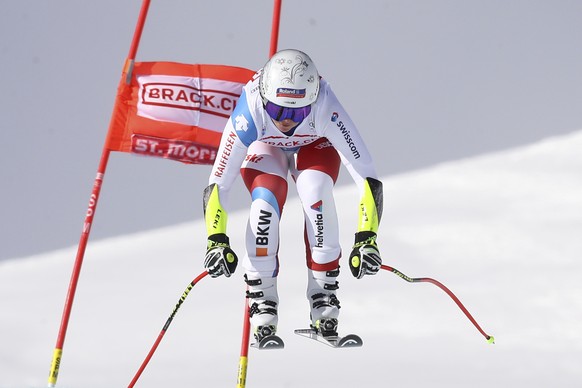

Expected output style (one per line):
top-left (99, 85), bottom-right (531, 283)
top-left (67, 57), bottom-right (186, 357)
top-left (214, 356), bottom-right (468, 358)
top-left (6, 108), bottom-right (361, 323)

top-left (203, 184), bottom-right (228, 235)
top-left (357, 177), bottom-right (383, 233)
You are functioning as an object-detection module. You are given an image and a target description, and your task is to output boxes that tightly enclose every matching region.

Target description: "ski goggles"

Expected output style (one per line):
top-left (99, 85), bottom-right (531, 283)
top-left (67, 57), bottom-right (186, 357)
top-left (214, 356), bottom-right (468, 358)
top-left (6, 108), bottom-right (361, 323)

top-left (264, 101), bottom-right (312, 123)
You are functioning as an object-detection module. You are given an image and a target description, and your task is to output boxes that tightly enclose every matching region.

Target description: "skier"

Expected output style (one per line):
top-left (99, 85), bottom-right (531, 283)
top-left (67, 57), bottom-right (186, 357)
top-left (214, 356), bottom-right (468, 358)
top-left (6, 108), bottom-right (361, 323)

top-left (202, 49), bottom-right (383, 342)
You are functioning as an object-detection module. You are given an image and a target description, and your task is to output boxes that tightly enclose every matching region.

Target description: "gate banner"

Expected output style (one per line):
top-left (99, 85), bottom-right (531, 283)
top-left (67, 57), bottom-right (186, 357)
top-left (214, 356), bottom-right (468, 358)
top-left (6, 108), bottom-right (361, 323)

top-left (106, 61), bottom-right (255, 164)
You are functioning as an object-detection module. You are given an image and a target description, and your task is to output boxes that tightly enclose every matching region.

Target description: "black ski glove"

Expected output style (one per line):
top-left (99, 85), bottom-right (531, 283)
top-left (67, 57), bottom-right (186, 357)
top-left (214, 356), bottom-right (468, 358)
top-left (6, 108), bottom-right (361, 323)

top-left (349, 231), bottom-right (382, 279)
top-left (204, 233), bottom-right (238, 278)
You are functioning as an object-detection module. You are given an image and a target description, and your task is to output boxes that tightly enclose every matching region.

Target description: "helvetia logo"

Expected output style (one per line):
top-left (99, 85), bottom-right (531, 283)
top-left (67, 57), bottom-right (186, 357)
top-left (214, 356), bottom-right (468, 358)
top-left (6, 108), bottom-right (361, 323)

top-left (311, 200), bottom-right (325, 247)
top-left (331, 112), bottom-right (339, 122)
top-left (311, 200), bottom-right (323, 212)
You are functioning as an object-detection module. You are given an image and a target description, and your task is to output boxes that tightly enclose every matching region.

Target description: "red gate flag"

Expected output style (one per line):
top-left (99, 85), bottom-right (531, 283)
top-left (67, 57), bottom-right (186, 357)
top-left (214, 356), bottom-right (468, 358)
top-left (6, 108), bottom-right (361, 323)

top-left (105, 61), bottom-right (255, 164)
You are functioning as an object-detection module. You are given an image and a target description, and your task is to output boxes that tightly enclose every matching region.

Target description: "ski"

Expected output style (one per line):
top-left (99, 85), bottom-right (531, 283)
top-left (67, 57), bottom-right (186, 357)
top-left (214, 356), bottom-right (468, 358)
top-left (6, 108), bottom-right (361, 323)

top-left (294, 328), bottom-right (363, 348)
top-left (250, 334), bottom-right (285, 350)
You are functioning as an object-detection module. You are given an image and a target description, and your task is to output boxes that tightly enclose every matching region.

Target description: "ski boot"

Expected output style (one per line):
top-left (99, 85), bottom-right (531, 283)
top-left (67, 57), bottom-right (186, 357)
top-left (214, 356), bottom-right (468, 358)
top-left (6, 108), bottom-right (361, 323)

top-left (307, 267), bottom-right (341, 338)
top-left (312, 318), bottom-right (339, 337)
top-left (296, 268), bottom-right (363, 347)
top-left (245, 275), bottom-right (284, 349)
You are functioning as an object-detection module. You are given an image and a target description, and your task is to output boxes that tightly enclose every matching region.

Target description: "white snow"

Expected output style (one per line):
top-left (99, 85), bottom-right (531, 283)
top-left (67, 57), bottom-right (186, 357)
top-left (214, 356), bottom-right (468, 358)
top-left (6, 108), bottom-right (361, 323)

top-left (1, 131), bottom-right (581, 388)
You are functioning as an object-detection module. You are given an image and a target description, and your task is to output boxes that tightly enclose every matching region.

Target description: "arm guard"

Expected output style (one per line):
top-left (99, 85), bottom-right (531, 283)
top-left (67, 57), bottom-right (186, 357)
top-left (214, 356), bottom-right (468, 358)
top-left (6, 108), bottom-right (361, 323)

top-left (202, 183), bottom-right (228, 236)
top-left (357, 177), bottom-right (383, 233)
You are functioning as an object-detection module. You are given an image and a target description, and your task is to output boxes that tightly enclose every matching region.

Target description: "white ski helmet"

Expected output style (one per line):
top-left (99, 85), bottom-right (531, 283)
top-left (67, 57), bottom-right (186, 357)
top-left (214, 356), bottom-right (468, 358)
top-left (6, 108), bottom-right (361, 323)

top-left (259, 49), bottom-right (320, 108)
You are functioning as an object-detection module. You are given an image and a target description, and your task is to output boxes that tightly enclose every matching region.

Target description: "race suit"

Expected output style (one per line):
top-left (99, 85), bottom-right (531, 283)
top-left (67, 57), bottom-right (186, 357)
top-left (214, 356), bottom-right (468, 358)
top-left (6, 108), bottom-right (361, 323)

top-left (208, 72), bottom-right (379, 280)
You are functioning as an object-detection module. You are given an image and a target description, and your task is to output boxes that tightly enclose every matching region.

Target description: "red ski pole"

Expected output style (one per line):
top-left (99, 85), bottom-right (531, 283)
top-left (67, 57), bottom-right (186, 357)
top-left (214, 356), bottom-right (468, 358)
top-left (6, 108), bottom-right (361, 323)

top-left (380, 264), bottom-right (494, 343)
top-left (128, 270), bottom-right (209, 388)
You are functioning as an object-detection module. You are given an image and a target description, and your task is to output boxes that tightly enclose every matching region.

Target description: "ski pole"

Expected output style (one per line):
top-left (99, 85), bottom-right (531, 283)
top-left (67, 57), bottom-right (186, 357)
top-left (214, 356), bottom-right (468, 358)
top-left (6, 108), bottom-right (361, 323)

top-left (128, 270), bottom-right (209, 387)
top-left (236, 295), bottom-right (251, 388)
top-left (380, 264), bottom-right (494, 343)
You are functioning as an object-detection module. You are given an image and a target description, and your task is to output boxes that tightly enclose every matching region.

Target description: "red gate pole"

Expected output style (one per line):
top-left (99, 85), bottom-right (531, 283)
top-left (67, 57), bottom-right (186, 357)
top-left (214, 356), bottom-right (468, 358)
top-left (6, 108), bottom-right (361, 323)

top-left (269, 0), bottom-right (283, 56)
top-left (236, 1), bottom-right (284, 387)
top-left (47, 1), bottom-right (152, 386)
top-left (236, 297), bottom-right (252, 388)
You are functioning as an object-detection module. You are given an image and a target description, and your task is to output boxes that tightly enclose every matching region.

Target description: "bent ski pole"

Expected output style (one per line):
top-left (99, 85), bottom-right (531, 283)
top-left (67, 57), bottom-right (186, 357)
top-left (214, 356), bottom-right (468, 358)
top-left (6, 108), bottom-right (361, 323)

top-left (128, 270), bottom-right (209, 388)
top-left (380, 264), bottom-right (494, 343)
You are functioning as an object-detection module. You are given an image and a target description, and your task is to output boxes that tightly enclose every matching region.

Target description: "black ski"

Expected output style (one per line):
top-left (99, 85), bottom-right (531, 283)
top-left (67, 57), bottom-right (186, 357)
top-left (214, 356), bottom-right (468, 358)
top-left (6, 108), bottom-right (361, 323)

top-left (294, 328), bottom-right (363, 348)
top-left (251, 334), bottom-right (285, 350)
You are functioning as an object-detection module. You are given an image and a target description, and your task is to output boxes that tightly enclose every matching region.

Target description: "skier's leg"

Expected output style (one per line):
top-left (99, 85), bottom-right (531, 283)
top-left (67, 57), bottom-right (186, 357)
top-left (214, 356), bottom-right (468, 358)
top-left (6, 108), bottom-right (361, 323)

top-left (240, 142), bottom-right (289, 339)
top-left (293, 138), bottom-right (342, 335)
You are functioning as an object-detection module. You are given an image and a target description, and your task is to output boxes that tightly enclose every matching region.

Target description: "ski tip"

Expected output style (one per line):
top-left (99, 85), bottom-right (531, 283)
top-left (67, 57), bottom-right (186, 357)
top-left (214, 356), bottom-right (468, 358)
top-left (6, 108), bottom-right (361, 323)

top-left (258, 335), bottom-right (285, 349)
top-left (338, 334), bottom-right (363, 348)
top-left (486, 335), bottom-right (495, 344)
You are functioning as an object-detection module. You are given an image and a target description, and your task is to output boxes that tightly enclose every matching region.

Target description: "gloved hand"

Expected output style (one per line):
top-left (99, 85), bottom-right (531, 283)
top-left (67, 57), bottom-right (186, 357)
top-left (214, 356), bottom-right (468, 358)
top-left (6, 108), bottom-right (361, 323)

top-left (204, 233), bottom-right (238, 278)
top-left (349, 231), bottom-right (382, 279)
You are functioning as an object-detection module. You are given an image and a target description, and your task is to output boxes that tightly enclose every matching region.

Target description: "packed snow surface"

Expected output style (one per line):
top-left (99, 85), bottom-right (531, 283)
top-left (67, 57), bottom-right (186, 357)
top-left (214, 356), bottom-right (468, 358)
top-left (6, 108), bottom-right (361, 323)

top-left (1, 131), bottom-right (581, 387)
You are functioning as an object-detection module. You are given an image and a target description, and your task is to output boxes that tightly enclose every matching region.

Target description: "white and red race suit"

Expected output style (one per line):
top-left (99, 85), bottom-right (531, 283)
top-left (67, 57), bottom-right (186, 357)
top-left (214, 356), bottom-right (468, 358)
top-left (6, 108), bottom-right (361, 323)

top-left (208, 72), bottom-right (379, 279)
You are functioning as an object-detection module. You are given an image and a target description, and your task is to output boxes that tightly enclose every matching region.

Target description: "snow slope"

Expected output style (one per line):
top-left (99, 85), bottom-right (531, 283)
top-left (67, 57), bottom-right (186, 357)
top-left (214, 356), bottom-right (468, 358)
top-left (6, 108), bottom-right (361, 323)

top-left (1, 131), bottom-right (581, 388)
